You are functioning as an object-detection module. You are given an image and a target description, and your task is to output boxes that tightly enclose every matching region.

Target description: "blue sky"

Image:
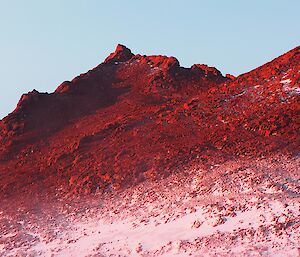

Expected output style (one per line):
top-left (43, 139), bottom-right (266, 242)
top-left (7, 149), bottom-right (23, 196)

top-left (0, 0), bottom-right (299, 118)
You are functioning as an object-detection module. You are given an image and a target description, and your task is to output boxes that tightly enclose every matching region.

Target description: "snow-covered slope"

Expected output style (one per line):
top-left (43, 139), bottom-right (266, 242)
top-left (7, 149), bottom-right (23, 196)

top-left (1, 155), bottom-right (299, 256)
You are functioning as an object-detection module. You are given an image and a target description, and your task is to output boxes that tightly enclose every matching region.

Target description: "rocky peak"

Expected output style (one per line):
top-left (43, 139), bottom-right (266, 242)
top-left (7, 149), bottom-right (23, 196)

top-left (132, 54), bottom-right (180, 73)
top-left (191, 64), bottom-right (223, 77)
top-left (104, 44), bottom-right (134, 64)
top-left (225, 74), bottom-right (236, 80)
top-left (237, 45), bottom-right (300, 82)
top-left (191, 64), bottom-right (225, 83)
top-left (16, 89), bottom-right (44, 110)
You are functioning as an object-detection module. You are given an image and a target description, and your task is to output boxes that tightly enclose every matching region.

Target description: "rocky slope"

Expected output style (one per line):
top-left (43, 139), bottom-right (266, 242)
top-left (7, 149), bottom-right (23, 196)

top-left (0, 45), bottom-right (299, 256)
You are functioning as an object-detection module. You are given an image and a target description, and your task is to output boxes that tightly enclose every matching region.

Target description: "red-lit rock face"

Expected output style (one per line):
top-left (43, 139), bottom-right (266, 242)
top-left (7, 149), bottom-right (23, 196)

top-left (0, 45), bottom-right (299, 197)
top-left (104, 44), bottom-right (134, 64)
top-left (225, 73), bottom-right (236, 80)
top-left (191, 64), bottom-right (222, 76)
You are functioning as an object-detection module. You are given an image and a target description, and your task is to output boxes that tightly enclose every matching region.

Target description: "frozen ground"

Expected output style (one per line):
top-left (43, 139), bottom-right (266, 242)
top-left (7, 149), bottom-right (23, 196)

top-left (1, 155), bottom-right (299, 256)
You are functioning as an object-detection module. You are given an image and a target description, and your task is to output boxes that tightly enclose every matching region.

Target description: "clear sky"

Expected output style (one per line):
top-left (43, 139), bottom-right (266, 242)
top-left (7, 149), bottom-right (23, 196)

top-left (0, 0), bottom-right (299, 119)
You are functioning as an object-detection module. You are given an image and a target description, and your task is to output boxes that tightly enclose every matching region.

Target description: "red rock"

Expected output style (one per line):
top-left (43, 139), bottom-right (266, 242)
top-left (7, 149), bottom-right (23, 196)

top-left (0, 44), bottom-right (299, 198)
top-left (192, 64), bottom-right (222, 77)
top-left (225, 74), bottom-right (236, 80)
top-left (104, 44), bottom-right (134, 64)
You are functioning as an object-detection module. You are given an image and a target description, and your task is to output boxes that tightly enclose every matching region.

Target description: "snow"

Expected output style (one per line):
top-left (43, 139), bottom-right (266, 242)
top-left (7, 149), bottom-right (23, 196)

top-left (280, 78), bottom-right (292, 84)
top-left (2, 232), bottom-right (17, 238)
top-left (23, 198), bottom-right (299, 256)
top-left (279, 77), bottom-right (300, 95)
top-left (284, 85), bottom-right (300, 95)
top-left (231, 90), bottom-right (246, 99)
top-left (2, 156), bottom-right (300, 256)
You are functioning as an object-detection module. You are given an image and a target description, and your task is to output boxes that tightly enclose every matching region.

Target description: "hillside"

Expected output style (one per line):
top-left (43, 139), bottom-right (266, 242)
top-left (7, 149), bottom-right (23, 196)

top-left (0, 45), bottom-right (299, 256)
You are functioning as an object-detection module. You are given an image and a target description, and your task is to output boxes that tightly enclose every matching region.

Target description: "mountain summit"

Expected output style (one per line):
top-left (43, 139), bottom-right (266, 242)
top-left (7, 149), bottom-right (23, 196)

top-left (0, 45), bottom-right (299, 256)
top-left (104, 44), bottom-right (134, 63)
top-left (0, 45), bottom-right (299, 194)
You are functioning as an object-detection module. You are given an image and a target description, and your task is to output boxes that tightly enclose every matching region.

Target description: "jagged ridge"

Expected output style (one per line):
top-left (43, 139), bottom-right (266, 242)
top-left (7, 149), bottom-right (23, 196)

top-left (0, 45), bottom-right (298, 197)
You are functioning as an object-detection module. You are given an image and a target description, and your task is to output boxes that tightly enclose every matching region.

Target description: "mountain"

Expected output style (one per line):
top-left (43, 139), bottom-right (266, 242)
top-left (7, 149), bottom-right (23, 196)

top-left (0, 44), bottom-right (229, 196)
top-left (0, 45), bottom-right (299, 256)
